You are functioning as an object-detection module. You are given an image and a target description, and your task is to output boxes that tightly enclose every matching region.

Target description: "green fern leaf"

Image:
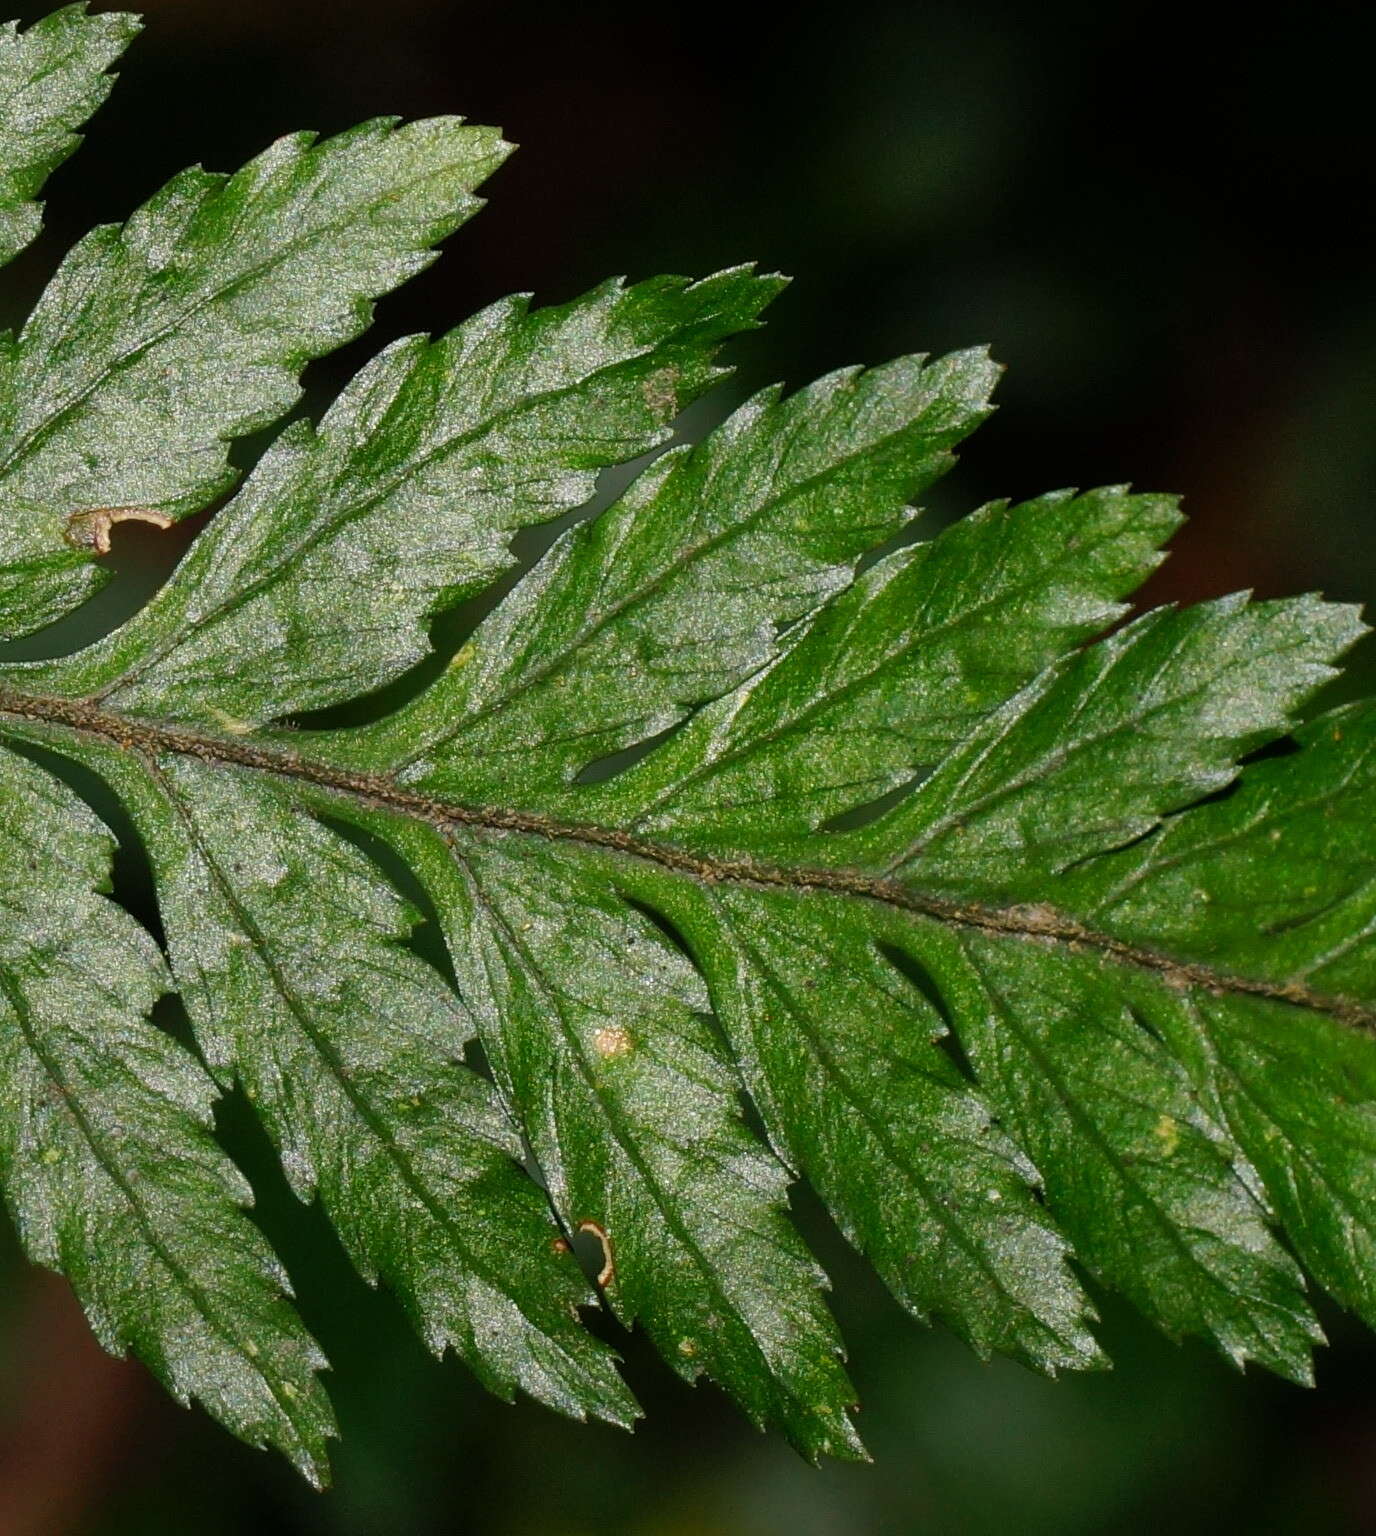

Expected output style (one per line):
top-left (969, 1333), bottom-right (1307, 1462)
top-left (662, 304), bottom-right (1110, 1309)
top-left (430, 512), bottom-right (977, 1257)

top-left (0, 101), bottom-right (511, 639)
top-left (2, 5), bottom-right (1374, 1482)
top-left (0, 4), bottom-right (136, 267)
top-left (0, 741), bottom-right (334, 1482)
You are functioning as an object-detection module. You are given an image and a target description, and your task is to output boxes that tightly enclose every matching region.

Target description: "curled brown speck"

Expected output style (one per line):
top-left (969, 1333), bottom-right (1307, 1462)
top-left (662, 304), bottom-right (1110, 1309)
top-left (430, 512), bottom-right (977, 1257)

top-left (577, 1220), bottom-right (614, 1287)
top-left (64, 506), bottom-right (173, 554)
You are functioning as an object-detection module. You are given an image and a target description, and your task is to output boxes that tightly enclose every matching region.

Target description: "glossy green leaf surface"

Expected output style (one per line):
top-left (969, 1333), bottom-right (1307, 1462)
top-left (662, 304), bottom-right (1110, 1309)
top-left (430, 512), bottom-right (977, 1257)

top-left (0, 741), bottom-right (334, 1483)
top-left (0, 107), bottom-right (509, 639)
top-left (0, 4), bottom-right (135, 266)
top-left (2, 3), bottom-right (1376, 1485)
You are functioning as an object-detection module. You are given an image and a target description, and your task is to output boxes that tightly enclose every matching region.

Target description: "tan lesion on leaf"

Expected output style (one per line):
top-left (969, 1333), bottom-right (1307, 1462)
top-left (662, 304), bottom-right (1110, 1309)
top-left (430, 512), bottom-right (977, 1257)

top-left (1154, 1114), bottom-right (1180, 1157)
top-left (206, 706), bottom-right (255, 736)
top-left (641, 366), bottom-right (679, 422)
top-left (593, 1025), bottom-right (634, 1059)
top-left (63, 505), bottom-right (173, 554)
top-left (577, 1220), bottom-right (615, 1287)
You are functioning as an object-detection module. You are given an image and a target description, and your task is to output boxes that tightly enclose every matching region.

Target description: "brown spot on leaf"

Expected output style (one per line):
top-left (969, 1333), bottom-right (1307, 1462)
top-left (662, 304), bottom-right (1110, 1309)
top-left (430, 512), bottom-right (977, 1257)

top-left (641, 366), bottom-right (679, 421)
top-left (63, 506), bottom-right (173, 554)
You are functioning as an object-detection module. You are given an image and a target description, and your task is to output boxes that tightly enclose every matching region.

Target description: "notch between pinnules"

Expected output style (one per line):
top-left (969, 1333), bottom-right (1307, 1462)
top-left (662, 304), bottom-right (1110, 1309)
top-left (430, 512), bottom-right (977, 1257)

top-left (820, 771), bottom-right (931, 834)
top-left (0, 735), bottom-right (167, 953)
top-left (572, 714), bottom-right (697, 787)
top-left (876, 939), bottom-right (978, 1085)
top-left (316, 813), bottom-right (456, 980)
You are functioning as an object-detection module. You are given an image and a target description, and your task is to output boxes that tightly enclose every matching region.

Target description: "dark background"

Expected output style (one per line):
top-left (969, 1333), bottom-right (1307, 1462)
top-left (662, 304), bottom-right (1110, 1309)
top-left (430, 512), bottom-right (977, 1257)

top-left (3, 2), bottom-right (1376, 1532)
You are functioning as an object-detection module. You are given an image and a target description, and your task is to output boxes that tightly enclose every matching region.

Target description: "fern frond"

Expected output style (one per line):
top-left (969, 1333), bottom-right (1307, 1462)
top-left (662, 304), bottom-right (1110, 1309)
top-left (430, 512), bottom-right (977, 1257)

top-left (1, 5), bottom-right (1373, 1481)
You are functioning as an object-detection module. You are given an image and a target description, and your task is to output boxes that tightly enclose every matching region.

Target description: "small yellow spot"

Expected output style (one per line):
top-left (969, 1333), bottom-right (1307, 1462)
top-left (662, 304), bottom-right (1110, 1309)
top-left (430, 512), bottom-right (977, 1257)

top-left (246, 1341), bottom-right (260, 1358)
top-left (208, 706), bottom-right (255, 737)
top-left (447, 641), bottom-right (477, 671)
top-left (678, 1337), bottom-right (698, 1358)
top-left (593, 1026), bottom-right (634, 1059)
top-left (282, 1382), bottom-right (298, 1399)
top-left (41, 1147), bottom-right (60, 1165)
top-left (1154, 1114), bottom-right (1180, 1157)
